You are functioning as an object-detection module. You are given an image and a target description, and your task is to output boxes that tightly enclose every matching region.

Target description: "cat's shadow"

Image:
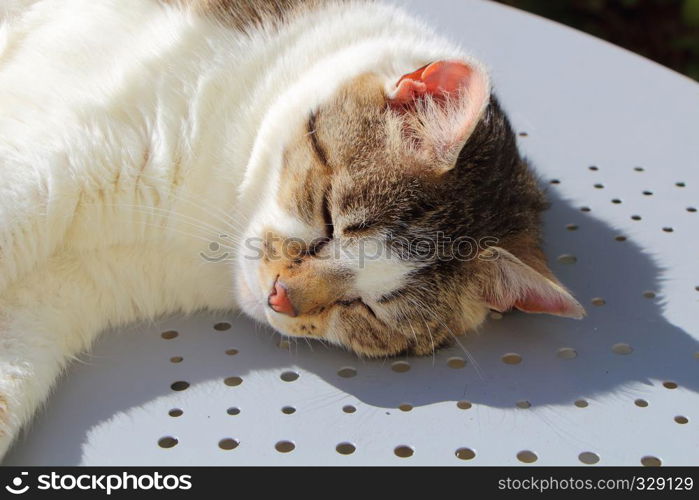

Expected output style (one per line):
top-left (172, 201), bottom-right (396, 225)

top-left (6, 190), bottom-right (699, 465)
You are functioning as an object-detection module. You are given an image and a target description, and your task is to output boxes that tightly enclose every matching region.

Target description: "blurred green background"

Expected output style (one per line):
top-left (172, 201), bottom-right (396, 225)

top-left (493, 0), bottom-right (699, 81)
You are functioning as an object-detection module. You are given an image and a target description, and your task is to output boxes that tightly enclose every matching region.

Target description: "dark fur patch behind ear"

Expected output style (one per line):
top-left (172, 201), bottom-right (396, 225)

top-left (447, 96), bottom-right (549, 240)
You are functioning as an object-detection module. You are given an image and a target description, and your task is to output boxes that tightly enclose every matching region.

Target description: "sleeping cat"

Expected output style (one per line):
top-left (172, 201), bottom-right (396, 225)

top-left (0, 0), bottom-right (584, 458)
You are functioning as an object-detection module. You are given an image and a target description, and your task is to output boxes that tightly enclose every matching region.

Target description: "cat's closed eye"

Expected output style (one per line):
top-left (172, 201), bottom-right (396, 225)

top-left (342, 220), bottom-right (377, 236)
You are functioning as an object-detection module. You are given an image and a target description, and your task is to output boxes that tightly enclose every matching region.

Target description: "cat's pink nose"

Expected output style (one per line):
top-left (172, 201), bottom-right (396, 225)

top-left (268, 279), bottom-right (297, 317)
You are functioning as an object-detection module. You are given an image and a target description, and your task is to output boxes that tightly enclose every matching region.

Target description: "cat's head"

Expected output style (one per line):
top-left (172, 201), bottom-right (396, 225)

top-left (236, 60), bottom-right (584, 357)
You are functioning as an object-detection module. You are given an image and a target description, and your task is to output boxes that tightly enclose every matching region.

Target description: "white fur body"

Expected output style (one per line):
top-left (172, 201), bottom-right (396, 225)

top-left (0, 0), bottom-right (473, 457)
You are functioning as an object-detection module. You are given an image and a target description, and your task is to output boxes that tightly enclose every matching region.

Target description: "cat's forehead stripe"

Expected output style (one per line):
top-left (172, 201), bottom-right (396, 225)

top-left (277, 117), bottom-right (332, 226)
top-left (306, 112), bottom-right (330, 171)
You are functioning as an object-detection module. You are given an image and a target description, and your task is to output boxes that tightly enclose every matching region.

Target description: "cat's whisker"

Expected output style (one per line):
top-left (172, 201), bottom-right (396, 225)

top-left (393, 298), bottom-right (427, 354)
top-left (392, 301), bottom-right (420, 348)
top-left (423, 307), bottom-right (486, 381)
top-left (97, 200), bottom-right (243, 238)
top-left (90, 202), bottom-right (245, 249)
top-left (88, 185), bottom-right (249, 237)
top-left (444, 329), bottom-right (485, 380)
top-left (405, 289), bottom-right (485, 379)
top-left (405, 318), bottom-right (420, 349)
top-left (97, 213), bottom-right (240, 255)
top-left (132, 171), bottom-right (247, 232)
top-left (303, 336), bottom-right (314, 352)
top-left (405, 295), bottom-right (437, 363)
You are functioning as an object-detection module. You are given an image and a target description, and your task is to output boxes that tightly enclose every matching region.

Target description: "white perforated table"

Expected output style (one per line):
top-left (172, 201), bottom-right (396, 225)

top-left (6, 0), bottom-right (699, 466)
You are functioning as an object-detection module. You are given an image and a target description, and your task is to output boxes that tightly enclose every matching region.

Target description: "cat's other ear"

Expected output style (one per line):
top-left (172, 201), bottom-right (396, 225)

top-left (478, 246), bottom-right (585, 319)
top-left (388, 60), bottom-right (490, 167)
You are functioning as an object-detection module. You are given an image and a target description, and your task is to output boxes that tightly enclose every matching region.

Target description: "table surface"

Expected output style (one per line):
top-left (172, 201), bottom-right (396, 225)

top-left (7, 0), bottom-right (699, 466)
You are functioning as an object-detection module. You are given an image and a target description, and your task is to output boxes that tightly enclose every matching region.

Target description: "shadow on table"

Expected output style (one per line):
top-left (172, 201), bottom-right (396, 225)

top-left (6, 190), bottom-right (699, 465)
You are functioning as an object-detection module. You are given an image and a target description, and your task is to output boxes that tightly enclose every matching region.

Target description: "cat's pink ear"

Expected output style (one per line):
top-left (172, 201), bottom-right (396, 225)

top-left (479, 247), bottom-right (585, 319)
top-left (389, 60), bottom-right (490, 166)
top-left (392, 61), bottom-right (475, 105)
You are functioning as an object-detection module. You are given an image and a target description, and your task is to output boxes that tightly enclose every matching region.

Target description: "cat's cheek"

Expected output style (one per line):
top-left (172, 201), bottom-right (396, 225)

top-left (265, 310), bottom-right (333, 341)
top-left (233, 273), bottom-right (267, 323)
top-left (327, 306), bottom-right (409, 357)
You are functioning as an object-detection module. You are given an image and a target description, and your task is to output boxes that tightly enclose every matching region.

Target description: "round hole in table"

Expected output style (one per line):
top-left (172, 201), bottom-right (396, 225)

top-left (447, 357), bottom-right (466, 369)
top-left (158, 437), bottom-right (178, 449)
top-left (502, 353), bottom-right (522, 365)
top-left (391, 361), bottom-right (411, 373)
top-left (641, 456), bottom-right (662, 467)
top-left (224, 376), bottom-right (243, 387)
top-left (517, 450), bottom-right (537, 463)
top-left (336, 443), bottom-right (356, 455)
top-left (337, 367), bottom-right (357, 378)
top-left (280, 371), bottom-right (299, 382)
top-left (219, 438), bottom-right (239, 451)
top-left (579, 452), bottom-right (600, 465)
top-left (275, 441), bottom-right (295, 453)
top-left (612, 343), bottom-right (633, 355)
top-left (170, 381), bottom-right (189, 391)
top-left (161, 330), bottom-right (178, 340)
top-left (455, 448), bottom-right (476, 460)
top-left (394, 445), bottom-right (414, 458)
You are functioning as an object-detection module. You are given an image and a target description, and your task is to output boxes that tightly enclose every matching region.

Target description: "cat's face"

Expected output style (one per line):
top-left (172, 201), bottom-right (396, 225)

top-left (237, 61), bottom-right (584, 357)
